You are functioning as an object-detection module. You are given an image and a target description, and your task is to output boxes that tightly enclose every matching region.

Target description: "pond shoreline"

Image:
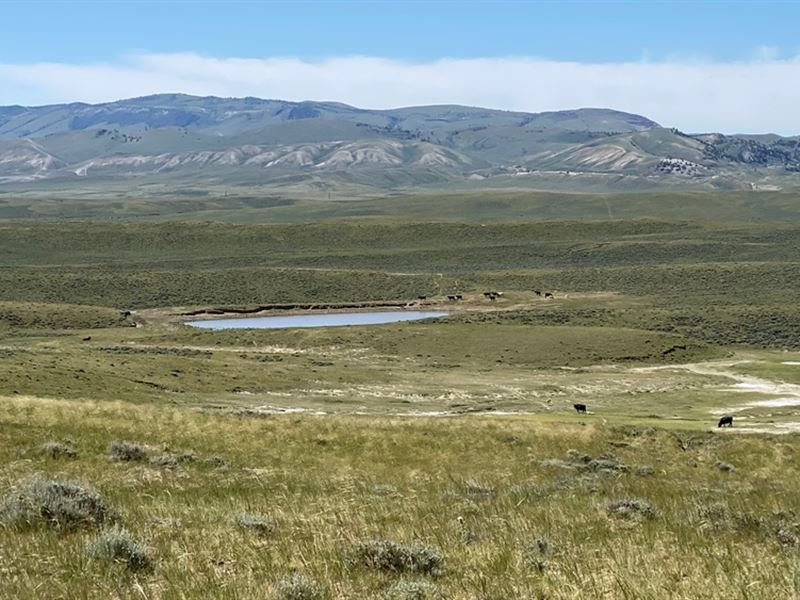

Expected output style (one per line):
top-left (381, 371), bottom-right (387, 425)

top-left (179, 300), bottom-right (421, 320)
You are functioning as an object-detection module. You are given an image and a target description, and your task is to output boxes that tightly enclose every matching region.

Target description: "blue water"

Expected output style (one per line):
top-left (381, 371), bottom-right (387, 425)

top-left (186, 310), bottom-right (449, 330)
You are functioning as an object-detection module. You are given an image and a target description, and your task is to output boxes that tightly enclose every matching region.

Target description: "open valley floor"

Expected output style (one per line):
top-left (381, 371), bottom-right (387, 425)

top-left (2, 209), bottom-right (800, 598)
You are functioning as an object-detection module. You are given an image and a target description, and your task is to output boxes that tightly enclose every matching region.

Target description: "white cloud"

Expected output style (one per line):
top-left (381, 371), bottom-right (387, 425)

top-left (1, 52), bottom-right (799, 134)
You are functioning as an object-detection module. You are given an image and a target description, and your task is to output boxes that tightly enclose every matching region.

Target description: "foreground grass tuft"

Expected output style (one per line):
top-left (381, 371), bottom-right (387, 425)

top-left (0, 475), bottom-right (110, 530)
top-left (352, 539), bottom-right (444, 576)
top-left (86, 527), bottom-right (152, 571)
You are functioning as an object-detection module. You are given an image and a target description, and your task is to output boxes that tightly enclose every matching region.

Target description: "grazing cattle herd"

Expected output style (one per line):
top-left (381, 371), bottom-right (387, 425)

top-left (421, 290), bottom-right (556, 303)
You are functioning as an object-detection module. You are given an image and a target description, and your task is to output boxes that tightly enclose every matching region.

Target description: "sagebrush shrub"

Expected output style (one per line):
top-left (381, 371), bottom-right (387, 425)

top-left (692, 501), bottom-right (764, 534)
top-left (0, 475), bottom-right (110, 530)
top-left (540, 451), bottom-right (628, 474)
top-left (106, 440), bottom-right (149, 462)
top-left (204, 454), bottom-right (227, 468)
top-left (233, 512), bottom-right (276, 536)
top-left (39, 441), bottom-right (78, 459)
top-left (87, 527), bottom-right (152, 571)
top-left (352, 539), bottom-right (444, 576)
top-left (383, 579), bottom-right (444, 600)
top-left (522, 537), bottom-right (554, 572)
top-left (371, 484), bottom-right (399, 496)
top-left (274, 573), bottom-right (326, 600)
top-left (462, 479), bottom-right (495, 498)
top-left (149, 451), bottom-right (195, 469)
top-left (603, 498), bottom-right (656, 521)
top-left (777, 528), bottom-right (798, 546)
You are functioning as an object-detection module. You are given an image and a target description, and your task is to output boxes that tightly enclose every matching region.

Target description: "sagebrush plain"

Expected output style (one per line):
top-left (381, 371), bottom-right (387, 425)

top-left (2, 192), bottom-right (800, 599)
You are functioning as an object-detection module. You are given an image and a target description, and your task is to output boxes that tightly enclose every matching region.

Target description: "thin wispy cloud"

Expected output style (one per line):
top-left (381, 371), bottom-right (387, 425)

top-left (1, 52), bottom-right (799, 134)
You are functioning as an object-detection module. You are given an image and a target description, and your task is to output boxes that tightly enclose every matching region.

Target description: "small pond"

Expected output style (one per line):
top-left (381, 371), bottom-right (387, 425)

top-left (186, 310), bottom-right (449, 330)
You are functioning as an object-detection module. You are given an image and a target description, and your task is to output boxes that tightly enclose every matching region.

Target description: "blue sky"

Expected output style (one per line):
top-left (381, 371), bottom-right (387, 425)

top-left (2, 1), bottom-right (798, 64)
top-left (1, 1), bottom-right (800, 133)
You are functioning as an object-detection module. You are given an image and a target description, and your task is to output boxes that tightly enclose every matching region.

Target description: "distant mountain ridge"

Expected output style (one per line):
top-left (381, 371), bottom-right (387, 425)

top-left (1, 94), bottom-right (798, 191)
top-left (0, 94), bottom-right (658, 139)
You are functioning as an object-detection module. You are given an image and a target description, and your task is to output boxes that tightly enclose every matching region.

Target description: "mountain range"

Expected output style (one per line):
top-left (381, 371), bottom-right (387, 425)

top-left (2, 94), bottom-right (799, 192)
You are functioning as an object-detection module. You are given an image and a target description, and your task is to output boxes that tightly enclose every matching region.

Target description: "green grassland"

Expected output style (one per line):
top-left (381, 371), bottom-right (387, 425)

top-left (0, 318), bottom-right (720, 409)
top-left (0, 301), bottom-right (129, 330)
top-left (3, 188), bottom-right (800, 222)
top-left (2, 202), bottom-right (800, 598)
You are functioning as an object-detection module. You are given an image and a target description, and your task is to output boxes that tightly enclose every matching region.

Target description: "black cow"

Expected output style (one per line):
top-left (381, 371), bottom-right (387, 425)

top-left (533, 290), bottom-right (542, 296)
top-left (483, 291), bottom-right (494, 298)
top-left (417, 295), bottom-right (427, 301)
top-left (447, 295), bottom-right (461, 301)
top-left (455, 294), bottom-right (463, 300)
top-left (573, 403), bottom-right (587, 414)
top-left (544, 292), bottom-right (554, 299)
top-left (718, 415), bottom-right (733, 428)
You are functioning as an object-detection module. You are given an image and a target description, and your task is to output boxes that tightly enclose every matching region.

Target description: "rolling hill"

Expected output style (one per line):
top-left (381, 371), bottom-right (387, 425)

top-left (1, 94), bottom-right (799, 192)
